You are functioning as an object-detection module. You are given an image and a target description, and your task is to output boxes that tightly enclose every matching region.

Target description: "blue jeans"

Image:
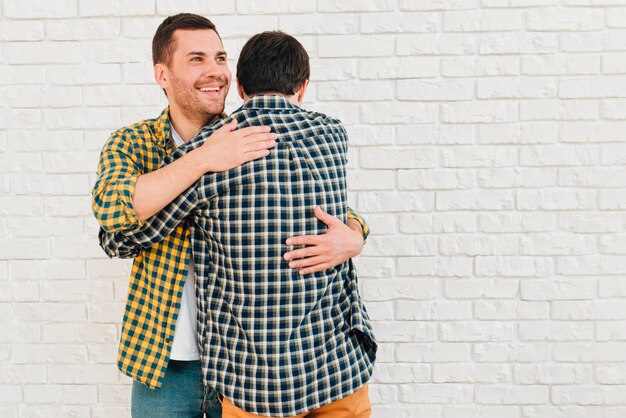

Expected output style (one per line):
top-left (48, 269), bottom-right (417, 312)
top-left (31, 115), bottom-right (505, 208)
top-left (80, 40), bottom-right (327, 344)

top-left (131, 360), bottom-right (221, 418)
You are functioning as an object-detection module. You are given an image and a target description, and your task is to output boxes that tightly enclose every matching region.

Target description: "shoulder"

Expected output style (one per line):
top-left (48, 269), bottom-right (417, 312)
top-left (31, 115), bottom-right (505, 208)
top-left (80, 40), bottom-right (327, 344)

top-left (104, 114), bottom-right (165, 152)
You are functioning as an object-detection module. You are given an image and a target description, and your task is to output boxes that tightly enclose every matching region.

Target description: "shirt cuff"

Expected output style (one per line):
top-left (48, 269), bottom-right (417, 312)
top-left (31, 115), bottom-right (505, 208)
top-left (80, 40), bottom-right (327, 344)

top-left (347, 207), bottom-right (370, 242)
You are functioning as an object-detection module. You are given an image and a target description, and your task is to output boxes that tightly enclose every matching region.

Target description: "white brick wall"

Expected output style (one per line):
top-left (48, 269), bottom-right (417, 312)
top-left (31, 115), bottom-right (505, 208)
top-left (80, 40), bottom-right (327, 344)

top-left (1, 1), bottom-right (625, 417)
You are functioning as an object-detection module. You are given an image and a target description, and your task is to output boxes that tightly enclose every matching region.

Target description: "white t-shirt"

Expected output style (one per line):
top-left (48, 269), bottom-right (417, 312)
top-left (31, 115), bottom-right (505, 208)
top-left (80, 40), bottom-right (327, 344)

top-left (168, 127), bottom-right (200, 361)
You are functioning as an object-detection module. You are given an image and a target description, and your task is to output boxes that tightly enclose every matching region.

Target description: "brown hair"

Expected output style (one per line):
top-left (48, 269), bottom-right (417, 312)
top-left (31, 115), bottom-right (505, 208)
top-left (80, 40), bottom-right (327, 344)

top-left (152, 13), bottom-right (219, 66)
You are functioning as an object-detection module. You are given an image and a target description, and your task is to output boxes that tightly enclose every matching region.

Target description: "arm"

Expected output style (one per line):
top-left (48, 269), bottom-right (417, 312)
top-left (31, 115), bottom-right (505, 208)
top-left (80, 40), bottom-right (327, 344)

top-left (92, 119), bottom-right (276, 233)
top-left (133, 120), bottom-right (276, 222)
top-left (283, 206), bottom-right (370, 275)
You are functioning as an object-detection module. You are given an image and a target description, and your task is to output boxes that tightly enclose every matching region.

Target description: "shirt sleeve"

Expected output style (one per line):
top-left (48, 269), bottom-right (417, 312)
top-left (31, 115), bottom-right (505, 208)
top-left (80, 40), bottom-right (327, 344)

top-left (347, 207), bottom-right (370, 242)
top-left (97, 132), bottom-right (208, 258)
top-left (91, 129), bottom-right (143, 233)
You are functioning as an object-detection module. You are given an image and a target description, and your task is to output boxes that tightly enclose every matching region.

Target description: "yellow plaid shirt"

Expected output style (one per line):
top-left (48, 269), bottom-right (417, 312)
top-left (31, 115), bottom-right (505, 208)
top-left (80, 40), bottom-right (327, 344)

top-left (91, 108), bottom-right (370, 389)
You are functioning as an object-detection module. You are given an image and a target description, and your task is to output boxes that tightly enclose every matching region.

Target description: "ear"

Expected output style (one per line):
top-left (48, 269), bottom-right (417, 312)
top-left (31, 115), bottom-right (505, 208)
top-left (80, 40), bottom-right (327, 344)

top-left (237, 78), bottom-right (246, 100)
top-left (295, 80), bottom-right (309, 105)
top-left (154, 63), bottom-right (169, 91)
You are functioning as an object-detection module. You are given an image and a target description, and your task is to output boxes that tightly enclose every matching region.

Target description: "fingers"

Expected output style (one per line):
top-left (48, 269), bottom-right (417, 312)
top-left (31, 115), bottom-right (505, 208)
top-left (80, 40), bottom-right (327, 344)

top-left (298, 263), bottom-right (332, 275)
top-left (288, 255), bottom-right (326, 269)
top-left (314, 205), bottom-right (341, 227)
top-left (238, 150), bottom-right (271, 164)
top-left (237, 125), bottom-right (272, 137)
top-left (285, 234), bottom-right (325, 248)
top-left (284, 244), bottom-right (322, 261)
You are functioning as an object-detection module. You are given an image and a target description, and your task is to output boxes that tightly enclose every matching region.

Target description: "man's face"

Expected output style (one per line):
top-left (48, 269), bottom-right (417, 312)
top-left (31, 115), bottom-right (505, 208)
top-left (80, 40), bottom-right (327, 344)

top-left (161, 29), bottom-right (231, 123)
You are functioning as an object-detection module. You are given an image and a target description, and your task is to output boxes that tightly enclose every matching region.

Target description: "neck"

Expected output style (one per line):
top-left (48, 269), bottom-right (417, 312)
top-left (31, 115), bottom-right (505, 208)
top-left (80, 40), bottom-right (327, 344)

top-left (168, 105), bottom-right (218, 142)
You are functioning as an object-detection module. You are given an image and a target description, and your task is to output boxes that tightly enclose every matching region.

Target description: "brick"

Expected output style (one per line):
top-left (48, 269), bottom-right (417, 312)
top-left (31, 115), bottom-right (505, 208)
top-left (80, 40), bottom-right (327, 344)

top-left (7, 42), bottom-right (80, 64)
top-left (519, 321), bottom-right (593, 341)
top-left (311, 59), bottom-right (357, 82)
top-left (358, 191), bottom-right (435, 213)
top-left (519, 233), bottom-right (596, 255)
top-left (552, 300), bottom-right (626, 320)
top-left (441, 102), bottom-right (517, 123)
top-left (156, 0), bottom-right (235, 15)
top-left (478, 33), bottom-right (557, 55)
top-left (398, 383), bottom-right (473, 404)
top-left (434, 364), bottom-right (510, 383)
top-left (78, 0), bottom-right (154, 16)
top-left (361, 102), bottom-right (438, 124)
top-left (439, 235), bottom-right (517, 256)
top-left (372, 363), bottom-right (430, 383)
top-left (397, 34), bottom-right (476, 56)
top-left (317, 80), bottom-right (393, 101)
top-left (396, 124), bottom-right (475, 145)
top-left (400, 0), bottom-right (478, 11)
top-left (398, 79), bottom-right (474, 101)
top-left (346, 125), bottom-right (394, 146)
top-left (552, 385), bottom-right (626, 406)
top-left (0, 21), bottom-right (44, 41)
top-left (477, 77), bottom-right (557, 99)
top-left (475, 385), bottom-right (549, 405)
top-left (0, 238), bottom-right (49, 260)
top-left (319, 35), bottom-right (394, 58)
top-left (444, 279), bottom-right (519, 299)
top-left (436, 190), bottom-right (515, 211)
top-left (396, 343), bottom-right (470, 362)
top-left (558, 255), bottom-right (626, 275)
top-left (476, 256), bottom-right (553, 277)
top-left (525, 9), bottom-right (603, 31)
top-left (398, 169), bottom-right (474, 190)
top-left (362, 278), bottom-right (438, 301)
top-left (46, 19), bottom-right (120, 40)
top-left (440, 322), bottom-right (515, 342)
top-left (397, 301), bottom-right (472, 320)
top-left (522, 55), bottom-right (600, 75)
top-left (5, 0), bottom-right (77, 18)
top-left (48, 365), bottom-right (117, 384)
top-left (477, 123), bottom-right (557, 144)
top-left (372, 321), bottom-right (437, 342)
top-left (42, 324), bottom-right (116, 344)
top-left (474, 301), bottom-right (549, 320)
top-left (280, 15), bottom-right (358, 35)
top-left (595, 364), bottom-right (626, 384)
top-left (398, 256), bottom-right (473, 277)
top-left (347, 169), bottom-right (394, 190)
top-left (318, 0), bottom-right (395, 12)
top-left (361, 147), bottom-right (436, 169)
top-left (361, 12), bottom-right (439, 33)
top-left (12, 344), bottom-right (88, 364)
top-left (521, 279), bottom-right (596, 301)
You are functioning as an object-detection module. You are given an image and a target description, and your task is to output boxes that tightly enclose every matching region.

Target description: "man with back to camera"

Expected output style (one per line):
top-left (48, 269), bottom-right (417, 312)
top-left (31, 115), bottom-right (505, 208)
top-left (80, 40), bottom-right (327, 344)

top-left (99, 30), bottom-right (377, 418)
top-left (92, 14), bottom-right (370, 418)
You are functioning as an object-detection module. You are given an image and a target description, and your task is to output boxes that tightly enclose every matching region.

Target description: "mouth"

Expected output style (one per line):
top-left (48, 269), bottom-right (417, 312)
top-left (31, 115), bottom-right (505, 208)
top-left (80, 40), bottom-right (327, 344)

top-left (197, 85), bottom-right (222, 95)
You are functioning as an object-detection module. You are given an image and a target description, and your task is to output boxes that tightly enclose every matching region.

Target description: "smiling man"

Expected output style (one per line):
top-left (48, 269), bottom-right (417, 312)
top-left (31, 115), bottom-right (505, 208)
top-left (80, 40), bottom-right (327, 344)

top-left (92, 14), bottom-right (370, 418)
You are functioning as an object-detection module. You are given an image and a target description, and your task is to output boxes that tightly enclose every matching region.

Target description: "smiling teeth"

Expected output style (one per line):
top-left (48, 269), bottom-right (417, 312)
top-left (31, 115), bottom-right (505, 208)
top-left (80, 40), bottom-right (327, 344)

top-left (200, 87), bottom-right (219, 92)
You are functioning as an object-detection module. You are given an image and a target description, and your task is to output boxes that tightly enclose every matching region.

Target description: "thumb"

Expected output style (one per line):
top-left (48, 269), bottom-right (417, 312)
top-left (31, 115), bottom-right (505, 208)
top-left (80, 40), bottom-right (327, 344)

top-left (314, 206), bottom-right (340, 227)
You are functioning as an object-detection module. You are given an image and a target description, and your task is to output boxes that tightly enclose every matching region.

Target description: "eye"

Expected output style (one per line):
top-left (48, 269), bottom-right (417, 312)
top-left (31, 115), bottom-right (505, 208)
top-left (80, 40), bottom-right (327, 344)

top-left (191, 56), bottom-right (202, 62)
top-left (216, 56), bottom-right (226, 63)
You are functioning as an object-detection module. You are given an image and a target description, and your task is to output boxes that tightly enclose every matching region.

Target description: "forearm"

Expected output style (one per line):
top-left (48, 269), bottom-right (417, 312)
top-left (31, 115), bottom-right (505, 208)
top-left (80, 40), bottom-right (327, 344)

top-left (133, 149), bottom-right (208, 222)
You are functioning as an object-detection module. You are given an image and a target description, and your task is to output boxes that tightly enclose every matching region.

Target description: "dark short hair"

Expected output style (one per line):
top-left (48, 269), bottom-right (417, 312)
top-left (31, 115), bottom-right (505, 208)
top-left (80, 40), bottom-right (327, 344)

top-left (152, 13), bottom-right (219, 66)
top-left (237, 31), bottom-right (310, 96)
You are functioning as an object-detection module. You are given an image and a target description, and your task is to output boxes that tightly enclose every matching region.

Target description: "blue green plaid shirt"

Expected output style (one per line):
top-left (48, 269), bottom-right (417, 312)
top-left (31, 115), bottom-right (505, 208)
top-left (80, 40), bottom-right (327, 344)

top-left (100, 95), bottom-right (376, 416)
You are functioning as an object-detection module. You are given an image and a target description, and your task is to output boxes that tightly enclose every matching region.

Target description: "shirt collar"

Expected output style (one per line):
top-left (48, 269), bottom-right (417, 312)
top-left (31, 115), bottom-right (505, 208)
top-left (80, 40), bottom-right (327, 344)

top-left (158, 106), bottom-right (227, 151)
top-left (242, 94), bottom-right (300, 111)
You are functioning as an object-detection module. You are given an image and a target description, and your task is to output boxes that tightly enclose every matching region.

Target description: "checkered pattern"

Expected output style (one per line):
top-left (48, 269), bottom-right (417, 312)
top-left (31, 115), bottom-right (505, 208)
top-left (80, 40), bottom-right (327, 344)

top-left (93, 106), bottom-right (370, 392)
top-left (100, 96), bottom-right (377, 416)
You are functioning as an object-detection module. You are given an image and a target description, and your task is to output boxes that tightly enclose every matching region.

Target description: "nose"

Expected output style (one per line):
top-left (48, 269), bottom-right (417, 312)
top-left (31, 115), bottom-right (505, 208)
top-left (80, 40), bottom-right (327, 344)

top-left (201, 61), bottom-right (222, 80)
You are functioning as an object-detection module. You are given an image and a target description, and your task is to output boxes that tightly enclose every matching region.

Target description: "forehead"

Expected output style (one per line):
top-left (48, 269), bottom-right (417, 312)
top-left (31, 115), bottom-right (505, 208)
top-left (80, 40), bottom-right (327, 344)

top-left (172, 29), bottom-right (223, 54)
